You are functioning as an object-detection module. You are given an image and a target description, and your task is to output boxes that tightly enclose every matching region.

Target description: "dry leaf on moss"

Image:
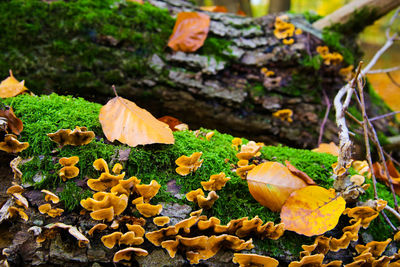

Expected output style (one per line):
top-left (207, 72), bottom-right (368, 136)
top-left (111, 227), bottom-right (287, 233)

top-left (99, 92), bottom-right (174, 147)
top-left (312, 142), bottom-right (340, 156)
top-left (280, 186), bottom-right (346, 236)
top-left (247, 161), bottom-right (310, 212)
top-left (167, 12), bottom-right (210, 52)
top-left (0, 106), bottom-right (23, 135)
top-left (0, 70), bottom-right (30, 98)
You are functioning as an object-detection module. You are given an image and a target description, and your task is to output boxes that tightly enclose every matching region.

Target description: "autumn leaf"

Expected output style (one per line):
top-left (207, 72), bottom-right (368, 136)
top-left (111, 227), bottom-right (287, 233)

top-left (167, 12), bottom-right (210, 52)
top-left (372, 160), bottom-right (400, 195)
top-left (280, 186), bottom-right (346, 236)
top-left (312, 142), bottom-right (339, 156)
top-left (200, 6), bottom-right (228, 13)
top-left (0, 70), bottom-right (29, 98)
top-left (247, 161), bottom-right (310, 212)
top-left (99, 89), bottom-right (174, 147)
top-left (0, 105), bottom-right (23, 135)
top-left (157, 116), bottom-right (182, 132)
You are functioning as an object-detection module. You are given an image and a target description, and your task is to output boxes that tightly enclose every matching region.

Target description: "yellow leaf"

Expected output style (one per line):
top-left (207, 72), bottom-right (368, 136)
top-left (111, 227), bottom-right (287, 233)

top-left (280, 186), bottom-right (346, 236)
top-left (99, 95), bottom-right (174, 147)
top-left (0, 70), bottom-right (29, 98)
top-left (247, 162), bottom-right (309, 212)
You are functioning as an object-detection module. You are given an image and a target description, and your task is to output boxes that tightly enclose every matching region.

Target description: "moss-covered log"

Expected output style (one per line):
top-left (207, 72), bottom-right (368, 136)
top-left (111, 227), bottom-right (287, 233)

top-left (0, 0), bottom-right (396, 149)
top-left (0, 93), bottom-right (398, 266)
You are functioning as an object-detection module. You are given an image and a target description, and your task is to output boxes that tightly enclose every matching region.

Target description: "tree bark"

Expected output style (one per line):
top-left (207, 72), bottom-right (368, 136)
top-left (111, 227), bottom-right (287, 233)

top-left (0, 0), bottom-right (394, 149)
top-left (313, 0), bottom-right (400, 32)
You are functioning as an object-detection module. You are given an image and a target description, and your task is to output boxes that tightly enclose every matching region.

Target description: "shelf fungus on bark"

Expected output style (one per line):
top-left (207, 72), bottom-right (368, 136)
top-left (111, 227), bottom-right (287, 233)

top-left (135, 203), bottom-right (162, 218)
top-left (153, 216), bottom-right (170, 227)
top-left (7, 206), bottom-right (28, 221)
top-left (135, 180), bottom-right (161, 202)
top-left (201, 172), bottom-right (230, 191)
top-left (232, 253), bottom-right (279, 267)
top-left (47, 126), bottom-right (95, 146)
top-left (113, 247), bottom-right (148, 264)
top-left (58, 156), bottom-right (80, 181)
top-left (88, 223), bottom-right (107, 236)
top-left (175, 152), bottom-right (203, 176)
top-left (0, 134), bottom-right (29, 153)
top-left (41, 189), bottom-right (59, 204)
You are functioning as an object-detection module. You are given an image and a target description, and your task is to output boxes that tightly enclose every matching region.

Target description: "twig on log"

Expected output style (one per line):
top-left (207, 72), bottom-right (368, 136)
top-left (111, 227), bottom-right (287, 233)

top-left (381, 210), bottom-right (398, 231)
top-left (356, 70), bottom-right (378, 199)
top-left (318, 89), bottom-right (331, 145)
top-left (370, 111), bottom-right (400, 121)
top-left (385, 205), bottom-right (400, 224)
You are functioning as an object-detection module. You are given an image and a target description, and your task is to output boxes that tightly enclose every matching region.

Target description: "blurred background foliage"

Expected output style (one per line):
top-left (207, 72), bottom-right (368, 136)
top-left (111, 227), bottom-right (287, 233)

top-left (198, 0), bottom-right (400, 119)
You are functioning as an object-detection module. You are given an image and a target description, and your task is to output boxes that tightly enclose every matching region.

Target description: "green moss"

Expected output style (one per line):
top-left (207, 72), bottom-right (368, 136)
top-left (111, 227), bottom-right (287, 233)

top-left (300, 54), bottom-right (322, 70)
top-left (302, 11), bottom-right (323, 24)
top-left (322, 29), bottom-right (355, 65)
top-left (3, 93), bottom-right (396, 257)
top-left (59, 181), bottom-right (93, 211)
top-left (0, 1), bottom-right (175, 94)
top-left (199, 37), bottom-right (233, 62)
top-left (280, 71), bottom-right (321, 97)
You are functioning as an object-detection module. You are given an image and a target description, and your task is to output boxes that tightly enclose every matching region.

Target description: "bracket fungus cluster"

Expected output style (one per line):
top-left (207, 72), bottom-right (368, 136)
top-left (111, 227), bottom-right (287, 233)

top-left (47, 126), bottom-right (95, 146)
top-left (38, 190), bottom-right (63, 218)
top-left (272, 109), bottom-right (294, 123)
top-left (273, 15), bottom-right (302, 45)
top-left (35, 222), bottom-right (89, 248)
top-left (293, 199), bottom-right (393, 266)
top-left (186, 189), bottom-right (219, 210)
top-left (0, 134), bottom-right (29, 153)
top-left (234, 141), bottom-right (264, 179)
top-left (316, 46), bottom-right (343, 66)
top-left (201, 172), bottom-right (230, 191)
top-left (6, 184), bottom-right (29, 221)
top-left (175, 152), bottom-right (203, 176)
top-left (145, 214), bottom-right (284, 264)
top-left (59, 156), bottom-right (79, 181)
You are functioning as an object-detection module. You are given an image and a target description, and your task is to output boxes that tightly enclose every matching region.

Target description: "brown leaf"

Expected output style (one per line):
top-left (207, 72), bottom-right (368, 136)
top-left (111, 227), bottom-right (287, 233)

top-left (285, 160), bottom-right (316, 185)
top-left (372, 160), bottom-right (400, 195)
top-left (280, 186), bottom-right (346, 236)
top-left (247, 161), bottom-right (309, 212)
top-left (157, 116), bottom-right (182, 132)
top-left (99, 96), bottom-right (174, 147)
top-left (167, 12), bottom-right (210, 52)
top-left (0, 106), bottom-right (23, 135)
top-left (0, 70), bottom-right (29, 98)
top-left (200, 6), bottom-right (228, 13)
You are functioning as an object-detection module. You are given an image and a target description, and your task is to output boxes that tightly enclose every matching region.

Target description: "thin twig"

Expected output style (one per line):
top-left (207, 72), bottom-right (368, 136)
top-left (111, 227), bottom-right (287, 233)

top-left (386, 7), bottom-right (400, 39)
top-left (368, 66), bottom-right (400, 74)
top-left (366, 118), bottom-right (400, 211)
top-left (370, 111), bottom-right (400, 122)
top-left (362, 33), bottom-right (398, 75)
top-left (387, 72), bottom-right (400, 88)
top-left (385, 205), bottom-right (400, 223)
top-left (356, 73), bottom-right (378, 200)
top-left (381, 210), bottom-right (398, 231)
top-left (318, 89), bottom-right (331, 145)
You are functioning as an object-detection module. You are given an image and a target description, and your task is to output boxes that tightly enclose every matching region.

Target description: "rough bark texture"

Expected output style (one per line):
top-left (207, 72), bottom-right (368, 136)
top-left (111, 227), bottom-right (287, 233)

top-left (0, 0), bottom-right (394, 149)
top-left (313, 0), bottom-right (400, 32)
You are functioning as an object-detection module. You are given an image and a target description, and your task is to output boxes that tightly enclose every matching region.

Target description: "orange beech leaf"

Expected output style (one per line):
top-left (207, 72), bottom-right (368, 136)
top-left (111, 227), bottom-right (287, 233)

top-left (200, 6), bottom-right (228, 13)
top-left (167, 12), bottom-right (210, 52)
top-left (312, 142), bottom-right (339, 157)
top-left (157, 116), bottom-right (182, 132)
top-left (0, 70), bottom-right (29, 98)
top-left (0, 106), bottom-right (23, 135)
top-left (280, 186), bottom-right (346, 236)
top-left (247, 161), bottom-right (309, 212)
top-left (127, 0), bottom-right (143, 3)
top-left (99, 92), bottom-right (174, 147)
top-left (372, 160), bottom-right (400, 195)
